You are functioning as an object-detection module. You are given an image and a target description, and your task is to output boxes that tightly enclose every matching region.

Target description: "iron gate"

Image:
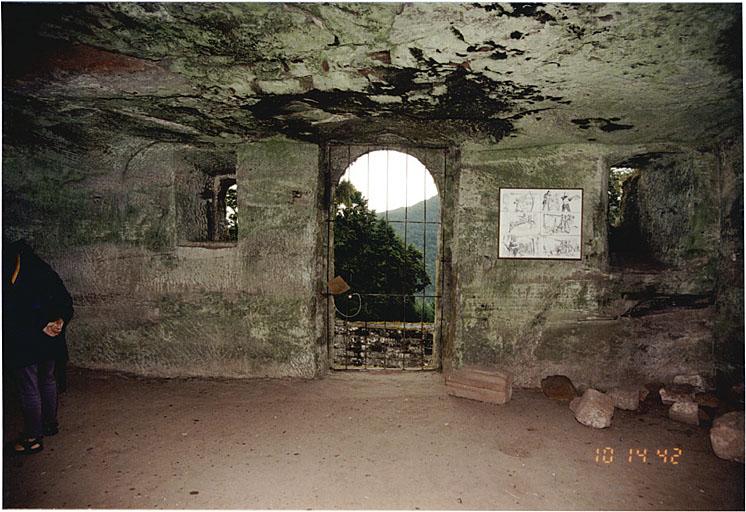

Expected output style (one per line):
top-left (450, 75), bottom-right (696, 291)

top-left (324, 146), bottom-right (448, 370)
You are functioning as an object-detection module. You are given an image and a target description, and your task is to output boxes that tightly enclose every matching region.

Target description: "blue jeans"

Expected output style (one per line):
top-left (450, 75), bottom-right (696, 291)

top-left (16, 361), bottom-right (58, 438)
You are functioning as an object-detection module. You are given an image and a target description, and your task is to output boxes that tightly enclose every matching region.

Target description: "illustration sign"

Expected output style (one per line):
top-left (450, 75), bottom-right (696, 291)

top-left (498, 188), bottom-right (583, 259)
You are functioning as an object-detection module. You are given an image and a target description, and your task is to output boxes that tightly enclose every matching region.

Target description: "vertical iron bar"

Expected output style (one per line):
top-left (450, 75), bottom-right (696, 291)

top-left (438, 149), bottom-right (447, 370)
top-left (367, 150), bottom-right (371, 207)
top-left (385, 150), bottom-right (389, 225)
top-left (344, 145), bottom-right (351, 369)
top-left (365, 147), bottom-right (370, 368)
top-left (361, 146), bottom-right (368, 369)
top-left (403, 151), bottom-right (408, 369)
top-left (325, 145), bottom-right (332, 369)
top-left (422, 153), bottom-right (427, 369)
top-left (384, 149), bottom-right (389, 368)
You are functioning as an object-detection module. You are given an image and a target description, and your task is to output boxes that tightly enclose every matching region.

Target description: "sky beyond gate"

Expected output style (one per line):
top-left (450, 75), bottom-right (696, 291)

top-left (339, 150), bottom-right (439, 212)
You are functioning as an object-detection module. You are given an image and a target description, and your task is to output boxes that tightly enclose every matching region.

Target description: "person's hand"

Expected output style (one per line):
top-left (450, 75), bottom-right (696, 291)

top-left (42, 319), bottom-right (64, 337)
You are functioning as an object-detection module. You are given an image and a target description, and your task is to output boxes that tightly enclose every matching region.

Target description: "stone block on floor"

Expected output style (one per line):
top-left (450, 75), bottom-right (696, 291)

top-left (694, 392), bottom-right (720, 409)
top-left (660, 384), bottom-right (695, 404)
top-left (573, 388), bottom-right (614, 428)
top-left (608, 387), bottom-right (640, 410)
top-left (569, 396), bottom-right (581, 414)
top-left (445, 367), bottom-right (512, 405)
top-left (541, 375), bottom-right (577, 400)
top-left (698, 408), bottom-right (714, 425)
top-left (668, 401), bottom-right (699, 426)
top-left (710, 411), bottom-right (745, 462)
top-left (638, 385), bottom-right (650, 402)
top-left (673, 374), bottom-right (709, 393)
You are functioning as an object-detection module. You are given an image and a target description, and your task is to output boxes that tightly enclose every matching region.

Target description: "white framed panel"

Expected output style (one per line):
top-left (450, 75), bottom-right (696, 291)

top-left (498, 188), bottom-right (583, 260)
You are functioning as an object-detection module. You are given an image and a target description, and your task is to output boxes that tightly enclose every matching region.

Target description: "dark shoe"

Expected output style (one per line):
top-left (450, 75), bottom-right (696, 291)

top-left (43, 423), bottom-right (59, 436)
top-left (12, 437), bottom-right (43, 455)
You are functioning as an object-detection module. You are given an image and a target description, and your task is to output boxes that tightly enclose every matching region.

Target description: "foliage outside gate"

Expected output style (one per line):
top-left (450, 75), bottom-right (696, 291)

top-left (333, 181), bottom-right (431, 322)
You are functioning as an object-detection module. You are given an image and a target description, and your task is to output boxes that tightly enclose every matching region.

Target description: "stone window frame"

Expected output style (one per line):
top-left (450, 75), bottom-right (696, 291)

top-left (176, 151), bottom-right (239, 248)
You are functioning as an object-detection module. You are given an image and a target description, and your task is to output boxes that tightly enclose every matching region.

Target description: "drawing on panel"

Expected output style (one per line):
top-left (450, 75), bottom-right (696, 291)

top-left (499, 188), bottom-right (583, 259)
top-left (542, 211), bottom-right (580, 235)
top-left (506, 190), bottom-right (535, 213)
top-left (508, 212), bottom-right (539, 234)
top-left (541, 237), bottom-right (581, 257)
top-left (503, 235), bottom-right (537, 257)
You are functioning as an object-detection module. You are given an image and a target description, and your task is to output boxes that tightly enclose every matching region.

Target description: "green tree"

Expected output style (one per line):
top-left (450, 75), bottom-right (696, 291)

top-left (225, 184), bottom-right (238, 240)
top-left (334, 182), bottom-right (431, 322)
top-left (608, 167), bottom-right (637, 228)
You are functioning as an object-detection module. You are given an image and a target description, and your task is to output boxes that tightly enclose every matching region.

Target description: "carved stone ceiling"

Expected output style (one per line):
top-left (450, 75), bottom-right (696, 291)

top-left (2, 3), bottom-right (742, 147)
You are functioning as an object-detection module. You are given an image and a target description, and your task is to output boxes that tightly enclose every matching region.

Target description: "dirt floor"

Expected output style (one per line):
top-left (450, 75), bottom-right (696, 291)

top-left (2, 368), bottom-right (744, 510)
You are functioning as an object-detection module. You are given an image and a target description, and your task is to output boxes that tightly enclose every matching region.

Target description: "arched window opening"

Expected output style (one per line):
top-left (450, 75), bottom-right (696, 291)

top-left (331, 149), bottom-right (441, 370)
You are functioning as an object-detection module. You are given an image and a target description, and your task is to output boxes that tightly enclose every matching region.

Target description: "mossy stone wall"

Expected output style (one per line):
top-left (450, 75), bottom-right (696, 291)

top-left (4, 133), bottom-right (325, 378)
top-left (451, 142), bottom-right (728, 389)
top-left (3, 127), bottom-right (740, 388)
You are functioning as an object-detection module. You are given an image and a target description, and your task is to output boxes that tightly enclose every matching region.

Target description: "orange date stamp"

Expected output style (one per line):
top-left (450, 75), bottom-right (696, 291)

top-left (595, 447), bottom-right (683, 464)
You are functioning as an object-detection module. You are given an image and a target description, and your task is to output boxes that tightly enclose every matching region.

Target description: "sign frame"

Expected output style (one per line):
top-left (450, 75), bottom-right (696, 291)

top-left (497, 187), bottom-right (584, 260)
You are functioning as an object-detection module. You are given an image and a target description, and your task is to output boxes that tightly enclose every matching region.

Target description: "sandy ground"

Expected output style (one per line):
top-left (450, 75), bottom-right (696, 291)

top-left (2, 368), bottom-right (744, 510)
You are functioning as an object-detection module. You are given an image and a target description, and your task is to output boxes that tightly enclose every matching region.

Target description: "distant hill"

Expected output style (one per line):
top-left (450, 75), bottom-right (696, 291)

top-left (377, 195), bottom-right (440, 298)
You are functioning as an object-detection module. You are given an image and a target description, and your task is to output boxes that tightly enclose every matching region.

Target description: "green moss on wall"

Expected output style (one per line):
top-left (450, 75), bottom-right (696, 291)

top-left (72, 293), bottom-right (315, 373)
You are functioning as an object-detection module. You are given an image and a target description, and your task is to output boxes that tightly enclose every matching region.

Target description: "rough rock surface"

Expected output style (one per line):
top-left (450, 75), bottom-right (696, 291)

top-left (638, 386), bottom-right (650, 402)
top-left (668, 401), bottom-right (699, 426)
top-left (645, 383), bottom-right (665, 403)
top-left (660, 384), bottom-right (696, 405)
top-left (710, 412), bottom-right (745, 462)
top-left (541, 375), bottom-right (577, 401)
top-left (573, 389), bottom-right (614, 429)
top-left (694, 392), bottom-right (721, 409)
top-left (1, 4), bottom-right (741, 147)
top-left (673, 374), bottom-right (709, 392)
top-left (569, 397), bottom-right (581, 414)
top-left (699, 408), bottom-right (714, 425)
top-left (608, 387), bottom-right (640, 411)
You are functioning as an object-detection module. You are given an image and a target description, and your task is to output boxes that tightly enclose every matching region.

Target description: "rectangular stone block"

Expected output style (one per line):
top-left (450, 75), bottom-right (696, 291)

top-left (446, 367), bottom-right (512, 404)
top-left (668, 400), bottom-right (699, 426)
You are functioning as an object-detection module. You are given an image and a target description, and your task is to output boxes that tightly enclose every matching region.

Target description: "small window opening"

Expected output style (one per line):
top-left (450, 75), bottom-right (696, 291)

top-left (197, 176), bottom-right (237, 243)
top-left (211, 177), bottom-right (237, 242)
top-left (608, 165), bottom-right (657, 268)
top-left (225, 182), bottom-right (238, 241)
top-left (176, 150), bottom-right (237, 246)
top-left (608, 167), bottom-right (636, 229)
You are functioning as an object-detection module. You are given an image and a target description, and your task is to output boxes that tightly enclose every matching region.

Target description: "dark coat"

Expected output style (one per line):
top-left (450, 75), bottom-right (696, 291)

top-left (3, 241), bottom-right (74, 369)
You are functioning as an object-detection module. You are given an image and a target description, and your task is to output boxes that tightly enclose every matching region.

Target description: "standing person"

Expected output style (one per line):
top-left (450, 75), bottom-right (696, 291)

top-left (3, 239), bottom-right (73, 455)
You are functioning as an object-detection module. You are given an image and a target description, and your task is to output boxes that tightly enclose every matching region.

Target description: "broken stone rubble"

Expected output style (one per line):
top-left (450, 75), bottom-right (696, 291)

top-left (673, 374), bottom-right (709, 393)
top-left (698, 408), bottom-right (714, 425)
top-left (668, 401), bottom-right (699, 426)
top-left (607, 387), bottom-right (640, 411)
top-left (638, 386), bottom-right (650, 402)
top-left (694, 392), bottom-right (720, 409)
top-left (569, 396), bottom-right (581, 414)
top-left (559, 377), bottom-right (743, 465)
top-left (710, 412), bottom-right (745, 463)
top-left (659, 384), bottom-right (696, 405)
top-left (572, 388), bottom-right (614, 429)
top-left (540, 375), bottom-right (577, 401)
